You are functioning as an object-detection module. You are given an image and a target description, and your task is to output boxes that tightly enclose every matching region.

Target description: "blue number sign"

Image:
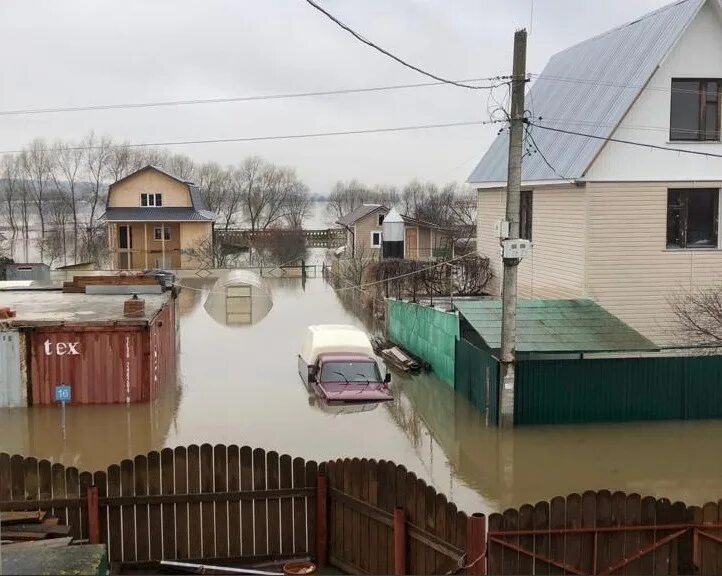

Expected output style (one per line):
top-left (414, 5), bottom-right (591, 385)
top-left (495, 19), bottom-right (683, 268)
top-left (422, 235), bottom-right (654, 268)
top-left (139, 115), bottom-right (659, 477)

top-left (54, 384), bottom-right (72, 403)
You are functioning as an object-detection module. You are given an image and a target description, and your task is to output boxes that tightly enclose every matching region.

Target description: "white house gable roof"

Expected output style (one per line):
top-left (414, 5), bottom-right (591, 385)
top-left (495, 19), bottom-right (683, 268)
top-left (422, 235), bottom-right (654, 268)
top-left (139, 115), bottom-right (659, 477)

top-left (468, 0), bottom-right (707, 185)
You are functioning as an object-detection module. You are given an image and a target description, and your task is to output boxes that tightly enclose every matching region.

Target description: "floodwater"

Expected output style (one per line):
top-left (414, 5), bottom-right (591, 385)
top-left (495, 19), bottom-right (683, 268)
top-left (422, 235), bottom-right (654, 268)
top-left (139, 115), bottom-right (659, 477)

top-left (3, 274), bottom-right (722, 515)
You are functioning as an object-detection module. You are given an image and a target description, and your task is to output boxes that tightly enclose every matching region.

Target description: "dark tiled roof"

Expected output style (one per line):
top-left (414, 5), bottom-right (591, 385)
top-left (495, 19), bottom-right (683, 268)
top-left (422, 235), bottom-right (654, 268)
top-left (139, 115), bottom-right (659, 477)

top-left (336, 204), bottom-right (386, 227)
top-left (188, 184), bottom-right (210, 212)
top-left (100, 207), bottom-right (215, 222)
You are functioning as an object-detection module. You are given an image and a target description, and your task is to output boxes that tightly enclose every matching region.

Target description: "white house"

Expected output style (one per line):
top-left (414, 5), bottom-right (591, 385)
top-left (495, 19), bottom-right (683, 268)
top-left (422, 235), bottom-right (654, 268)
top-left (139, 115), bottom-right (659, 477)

top-left (469, 0), bottom-right (722, 346)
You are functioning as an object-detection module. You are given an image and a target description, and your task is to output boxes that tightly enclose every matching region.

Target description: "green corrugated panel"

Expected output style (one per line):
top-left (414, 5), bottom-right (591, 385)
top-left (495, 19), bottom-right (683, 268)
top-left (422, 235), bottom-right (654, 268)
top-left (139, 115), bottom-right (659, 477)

top-left (386, 300), bottom-right (458, 387)
top-left (454, 339), bottom-right (499, 423)
top-left (515, 354), bottom-right (722, 425)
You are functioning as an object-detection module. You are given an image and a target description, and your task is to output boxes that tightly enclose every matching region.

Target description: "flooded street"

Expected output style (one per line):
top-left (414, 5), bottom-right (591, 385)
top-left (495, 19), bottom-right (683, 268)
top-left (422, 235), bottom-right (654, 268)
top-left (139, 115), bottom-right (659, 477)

top-left (3, 275), bottom-right (722, 515)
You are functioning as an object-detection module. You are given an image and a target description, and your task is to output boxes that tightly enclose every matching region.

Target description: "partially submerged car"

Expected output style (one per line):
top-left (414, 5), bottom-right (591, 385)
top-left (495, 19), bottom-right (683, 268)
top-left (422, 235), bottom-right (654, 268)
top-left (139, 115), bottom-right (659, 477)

top-left (298, 325), bottom-right (392, 403)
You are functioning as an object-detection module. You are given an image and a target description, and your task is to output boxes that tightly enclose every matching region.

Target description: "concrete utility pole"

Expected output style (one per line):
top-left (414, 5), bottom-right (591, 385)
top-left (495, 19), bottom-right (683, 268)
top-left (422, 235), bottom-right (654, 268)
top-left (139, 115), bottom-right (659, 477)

top-left (499, 28), bottom-right (527, 429)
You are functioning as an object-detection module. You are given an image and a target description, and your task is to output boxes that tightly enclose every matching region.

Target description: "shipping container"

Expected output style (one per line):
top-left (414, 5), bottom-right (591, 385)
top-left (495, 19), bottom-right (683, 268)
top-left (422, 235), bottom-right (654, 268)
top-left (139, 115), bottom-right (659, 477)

top-left (0, 331), bottom-right (26, 407)
top-left (2, 263), bottom-right (50, 282)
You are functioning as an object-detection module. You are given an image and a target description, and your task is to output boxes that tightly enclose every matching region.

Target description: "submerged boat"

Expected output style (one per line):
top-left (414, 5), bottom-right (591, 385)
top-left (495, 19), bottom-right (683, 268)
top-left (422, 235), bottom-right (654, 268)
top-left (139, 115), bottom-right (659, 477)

top-left (298, 325), bottom-right (393, 403)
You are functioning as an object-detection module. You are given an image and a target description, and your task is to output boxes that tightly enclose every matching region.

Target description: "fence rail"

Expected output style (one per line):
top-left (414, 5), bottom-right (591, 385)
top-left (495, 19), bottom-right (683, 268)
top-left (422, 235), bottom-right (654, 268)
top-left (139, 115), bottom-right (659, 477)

top-left (216, 228), bottom-right (346, 249)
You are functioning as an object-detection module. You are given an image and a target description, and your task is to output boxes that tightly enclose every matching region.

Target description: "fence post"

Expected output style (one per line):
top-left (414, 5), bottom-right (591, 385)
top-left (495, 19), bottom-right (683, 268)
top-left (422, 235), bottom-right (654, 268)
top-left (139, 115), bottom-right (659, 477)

top-left (87, 486), bottom-right (100, 545)
top-left (316, 470), bottom-right (328, 568)
top-left (466, 513), bottom-right (486, 575)
top-left (394, 507), bottom-right (407, 576)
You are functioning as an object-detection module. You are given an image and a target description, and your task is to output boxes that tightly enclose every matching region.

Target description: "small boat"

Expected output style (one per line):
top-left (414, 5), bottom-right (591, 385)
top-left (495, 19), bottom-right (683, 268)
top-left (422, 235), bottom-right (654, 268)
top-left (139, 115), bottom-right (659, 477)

top-left (298, 325), bottom-right (393, 403)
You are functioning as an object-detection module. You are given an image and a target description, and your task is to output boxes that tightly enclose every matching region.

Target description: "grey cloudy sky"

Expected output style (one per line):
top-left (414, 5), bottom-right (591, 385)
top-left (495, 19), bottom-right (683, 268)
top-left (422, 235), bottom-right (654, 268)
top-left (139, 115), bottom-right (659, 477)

top-left (0, 0), bottom-right (669, 193)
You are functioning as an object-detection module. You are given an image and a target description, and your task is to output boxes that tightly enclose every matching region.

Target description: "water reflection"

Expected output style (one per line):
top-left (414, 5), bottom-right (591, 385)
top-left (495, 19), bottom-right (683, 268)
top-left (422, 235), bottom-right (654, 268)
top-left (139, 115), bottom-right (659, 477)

top-left (203, 270), bottom-right (273, 327)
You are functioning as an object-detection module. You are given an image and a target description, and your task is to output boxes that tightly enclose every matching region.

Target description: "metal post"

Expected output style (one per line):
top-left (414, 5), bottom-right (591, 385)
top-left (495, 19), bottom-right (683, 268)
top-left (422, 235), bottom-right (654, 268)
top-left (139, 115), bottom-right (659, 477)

top-left (315, 471), bottom-right (328, 567)
top-left (394, 507), bottom-right (407, 576)
top-left (87, 486), bottom-right (100, 544)
top-left (465, 513), bottom-right (487, 575)
top-left (499, 29), bottom-right (527, 429)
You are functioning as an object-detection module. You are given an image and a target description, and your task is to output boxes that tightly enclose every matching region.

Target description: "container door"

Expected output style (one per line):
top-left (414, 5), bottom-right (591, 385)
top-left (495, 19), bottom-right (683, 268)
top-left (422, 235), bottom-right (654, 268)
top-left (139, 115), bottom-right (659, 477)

top-left (405, 227), bottom-right (418, 259)
top-left (0, 332), bottom-right (23, 407)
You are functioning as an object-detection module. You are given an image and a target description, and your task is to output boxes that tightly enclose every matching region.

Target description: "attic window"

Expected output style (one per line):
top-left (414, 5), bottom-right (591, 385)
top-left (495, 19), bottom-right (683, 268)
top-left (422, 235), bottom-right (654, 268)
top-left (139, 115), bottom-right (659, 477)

top-left (141, 193), bottom-right (163, 207)
top-left (670, 79), bottom-right (720, 141)
top-left (378, 214), bottom-right (385, 226)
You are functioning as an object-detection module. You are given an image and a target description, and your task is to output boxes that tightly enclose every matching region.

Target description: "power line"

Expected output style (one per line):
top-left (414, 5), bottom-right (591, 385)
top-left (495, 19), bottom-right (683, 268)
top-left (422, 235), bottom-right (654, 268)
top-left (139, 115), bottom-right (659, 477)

top-left (0, 118), bottom-right (503, 155)
top-left (529, 73), bottom-right (718, 96)
top-left (0, 77), bottom-right (502, 117)
top-left (302, 0), bottom-right (510, 90)
top-left (524, 123), bottom-right (567, 179)
top-left (527, 120), bottom-right (722, 160)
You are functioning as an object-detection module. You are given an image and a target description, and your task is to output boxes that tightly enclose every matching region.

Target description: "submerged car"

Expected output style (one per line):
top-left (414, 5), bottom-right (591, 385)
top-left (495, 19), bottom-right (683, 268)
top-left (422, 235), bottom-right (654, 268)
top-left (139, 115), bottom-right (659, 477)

top-left (298, 325), bottom-right (392, 403)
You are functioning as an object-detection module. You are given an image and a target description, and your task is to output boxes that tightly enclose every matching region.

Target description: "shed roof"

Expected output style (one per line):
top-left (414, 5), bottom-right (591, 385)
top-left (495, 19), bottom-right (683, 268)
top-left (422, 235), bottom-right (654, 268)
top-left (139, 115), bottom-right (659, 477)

top-left (455, 298), bottom-right (658, 353)
top-left (467, 0), bottom-right (707, 184)
top-left (336, 204), bottom-right (385, 227)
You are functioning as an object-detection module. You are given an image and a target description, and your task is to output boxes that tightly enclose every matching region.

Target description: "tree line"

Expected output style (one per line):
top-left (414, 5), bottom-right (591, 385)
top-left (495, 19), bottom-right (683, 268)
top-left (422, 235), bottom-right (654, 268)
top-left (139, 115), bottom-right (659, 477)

top-left (0, 134), bottom-right (311, 266)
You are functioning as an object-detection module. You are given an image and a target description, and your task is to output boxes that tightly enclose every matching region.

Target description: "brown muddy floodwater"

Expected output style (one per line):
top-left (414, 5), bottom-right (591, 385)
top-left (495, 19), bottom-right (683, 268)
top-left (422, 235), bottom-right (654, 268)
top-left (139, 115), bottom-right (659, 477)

top-left (2, 276), bottom-right (722, 515)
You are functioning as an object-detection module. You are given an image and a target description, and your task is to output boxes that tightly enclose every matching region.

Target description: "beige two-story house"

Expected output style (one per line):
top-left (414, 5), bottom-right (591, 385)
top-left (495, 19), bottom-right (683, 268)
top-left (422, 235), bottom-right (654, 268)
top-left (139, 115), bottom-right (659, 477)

top-left (470, 0), bottom-right (722, 346)
top-left (102, 165), bottom-right (216, 270)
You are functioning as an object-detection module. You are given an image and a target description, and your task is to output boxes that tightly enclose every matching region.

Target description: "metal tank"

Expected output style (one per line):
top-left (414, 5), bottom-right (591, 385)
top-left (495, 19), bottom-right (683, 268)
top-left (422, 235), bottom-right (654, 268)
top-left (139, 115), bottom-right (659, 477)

top-left (382, 207), bottom-right (405, 259)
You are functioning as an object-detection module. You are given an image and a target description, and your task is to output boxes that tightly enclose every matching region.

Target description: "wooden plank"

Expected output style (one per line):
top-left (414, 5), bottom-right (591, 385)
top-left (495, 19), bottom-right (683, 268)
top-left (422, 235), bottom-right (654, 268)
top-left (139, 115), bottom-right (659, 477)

top-left (305, 460), bottom-right (318, 563)
top-left (227, 445), bottom-right (241, 558)
top-left (531, 501), bottom-right (550, 576)
top-left (501, 507), bottom-right (520, 576)
top-left (349, 458), bottom-right (361, 568)
top-left (240, 446), bottom-right (254, 557)
top-left (147, 451), bottom-right (163, 561)
top-left (716, 500), bottom-right (722, 576)
top-left (133, 455), bottom-right (150, 563)
top-left (654, 498), bottom-right (673, 576)
top-left (548, 496), bottom-right (565, 576)
top-left (701, 501), bottom-right (719, 576)
top-left (580, 491), bottom-right (597, 575)
top-left (434, 493), bottom-right (449, 574)
top-left (358, 459), bottom-right (370, 574)
top-left (414, 477), bottom-right (428, 576)
top-left (424, 483), bottom-right (436, 575)
top-left (65, 467), bottom-right (81, 540)
top-left (214, 445), bottom-right (229, 559)
top-left (50, 463), bottom-right (67, 529)
top-left (385, 460), bottom-right (398, 575)
top-left (161, 448), bottom-right (176, 560)
top-left (455, 511), bottom-right (468, 571)
top-left (596, 490), bottom-right (613, 575)
top-left (445, 502), bottom-right (459, 576)
top-left (280, 454), bottom-right (294, 557)
top-left (266, 451), bottom-right (281, 557)
top-left (0, 453), bottom-right (11, 503)
top-left (253, 447), bottom-right (268, 556)
top-left (93, 471), bottom-right (108, 548)
top-left (120, 459), bottom-right (136, 563)
top-left (565, 493), bottom-right (583, 575)
top-left (187, 445), bottom-right (202, 559)
top-left (23, 457), bottom-right (39, 505)
top-left (638, 496), bottom-right (656, 576)
top-left (200, 444), bottom-right (216, 558)
top-left (10, 456), bottom-right (25, 506)
top-left (106, 464), bottom-right (122, 562)
top-left (79, 471), bottom-right (92, 541)
top-left (342, 459), bottom-right (354, 566)
top-left (609, 492), bottom-right (627, 575)
top-left (671, 501), bottom-right (688, 576)
top-left (395, 464), bottom-right (408, 573)
top-left (0, 511), bottom-right (46, 524)
top-left (38, 459), bottom-right (52, 501)
top-left (624, 494), bottom-right (642, 576)
top-left (517, 504), bottom-right (534, 575)
top-left (367, 460), bottom-right (379, 575)
top-left (2, 536), bottom-right (73, 550)
top-left (2, 523), bottom-right (71, 535)
top-left (174, 447), bottom-right (189, 560)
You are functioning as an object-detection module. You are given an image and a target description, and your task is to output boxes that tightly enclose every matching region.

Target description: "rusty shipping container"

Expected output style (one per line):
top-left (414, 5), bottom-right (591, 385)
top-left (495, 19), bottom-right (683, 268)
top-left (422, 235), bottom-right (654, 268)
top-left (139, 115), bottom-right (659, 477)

top-left (0, 290), bottom-right (180, 406)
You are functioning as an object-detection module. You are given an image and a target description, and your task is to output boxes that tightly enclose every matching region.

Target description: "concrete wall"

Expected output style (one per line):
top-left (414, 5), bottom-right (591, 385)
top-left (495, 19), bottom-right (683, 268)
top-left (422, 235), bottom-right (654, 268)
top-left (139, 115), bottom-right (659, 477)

top-left (477, 184), bottom-right (587, 298)
top-left (108, 169), bottom-right (191, 208)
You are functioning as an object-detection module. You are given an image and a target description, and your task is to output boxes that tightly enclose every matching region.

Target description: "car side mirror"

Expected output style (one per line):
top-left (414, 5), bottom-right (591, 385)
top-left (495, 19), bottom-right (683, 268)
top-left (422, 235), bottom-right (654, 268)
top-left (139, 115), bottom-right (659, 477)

top-left (384, 372), bottom-right (392, 384)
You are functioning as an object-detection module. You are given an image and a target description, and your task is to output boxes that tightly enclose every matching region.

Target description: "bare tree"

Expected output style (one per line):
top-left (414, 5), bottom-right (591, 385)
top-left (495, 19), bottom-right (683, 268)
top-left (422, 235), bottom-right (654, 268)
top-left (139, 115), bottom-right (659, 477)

top-left (671, 286), bottom-right (722, 345)
top-left (237, 156), bottom-right (265, 231)
top-left (45, 193), bottom-right (72, 266)
top-left (20, 139), bottom-right (52, 257)
top-left (1, 155), bottom-right (19, 237)
top-left (51, 140), bottom-right (84, 262)
top-left (165, 153), bottom-right (196, 180)
top-left (82, 132), bottom-right (112, 236)
top-left (197, 161), bottom-right (230, 215)
top-left (283, 181), bottom-right (311, 229)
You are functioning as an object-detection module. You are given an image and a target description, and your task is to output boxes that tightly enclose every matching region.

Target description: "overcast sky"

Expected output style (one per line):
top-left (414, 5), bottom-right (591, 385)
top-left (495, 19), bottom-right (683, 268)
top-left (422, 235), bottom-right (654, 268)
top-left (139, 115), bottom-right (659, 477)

top-left (0, 0), bottom-right (671, 193)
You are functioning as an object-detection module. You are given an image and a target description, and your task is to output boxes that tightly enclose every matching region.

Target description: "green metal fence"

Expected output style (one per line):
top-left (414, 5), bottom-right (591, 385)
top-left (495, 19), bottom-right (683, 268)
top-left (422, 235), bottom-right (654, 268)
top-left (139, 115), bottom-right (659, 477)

top-left (515, 354), bottom-right (722, 425)
top-left (386, 299), bottom-right (458, 387)
top-left (455, 339), bottom-right (499, 426)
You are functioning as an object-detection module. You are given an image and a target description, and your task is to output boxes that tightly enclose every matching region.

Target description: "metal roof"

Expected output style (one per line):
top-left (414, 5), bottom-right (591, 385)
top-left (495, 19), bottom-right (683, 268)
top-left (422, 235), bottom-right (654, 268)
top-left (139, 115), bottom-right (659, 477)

top-left (467, 0), bottom-right (706, 184)
top-left (336, 204), bottom-right (386, 226)
top-left (455, 298), bottom-right (658, 353)
top-left (100, 207), bottom-right (216, 222)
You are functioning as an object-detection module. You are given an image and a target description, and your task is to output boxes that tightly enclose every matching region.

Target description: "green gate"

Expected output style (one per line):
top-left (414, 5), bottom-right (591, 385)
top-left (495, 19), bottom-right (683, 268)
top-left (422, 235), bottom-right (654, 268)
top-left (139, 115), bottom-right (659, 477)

top-left (455, 339), bottom-right (499, 426)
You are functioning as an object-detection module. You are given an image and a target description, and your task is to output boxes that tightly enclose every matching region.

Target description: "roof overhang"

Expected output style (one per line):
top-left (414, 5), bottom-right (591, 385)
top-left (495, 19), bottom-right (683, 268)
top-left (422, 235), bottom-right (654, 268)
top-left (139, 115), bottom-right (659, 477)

top-left (474, 179), bottom-right (580, 190)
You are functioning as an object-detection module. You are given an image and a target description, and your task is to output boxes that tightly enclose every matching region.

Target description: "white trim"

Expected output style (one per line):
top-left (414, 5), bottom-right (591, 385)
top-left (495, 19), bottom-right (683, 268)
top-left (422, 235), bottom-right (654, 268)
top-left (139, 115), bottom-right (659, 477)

top-left (370, 230), bottom-right (382, 248)
top-left (140, 192), bottom-right (163, 207)
top-left (474, 179), bottom-right (576, 189)
top-left (154, 226), bottom-right (171, 241)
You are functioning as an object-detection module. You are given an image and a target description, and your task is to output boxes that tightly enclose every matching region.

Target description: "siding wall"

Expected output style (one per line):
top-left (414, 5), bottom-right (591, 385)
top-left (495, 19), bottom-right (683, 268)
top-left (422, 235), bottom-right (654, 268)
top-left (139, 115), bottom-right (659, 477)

top-left (180, 222), bottom-right (213, 268)
top-left (353, 209), bottom-right (386, 258)
top-left (477, 185), bottom-right (587, 298)
top-left (585, 181), bottom-right (722, 345)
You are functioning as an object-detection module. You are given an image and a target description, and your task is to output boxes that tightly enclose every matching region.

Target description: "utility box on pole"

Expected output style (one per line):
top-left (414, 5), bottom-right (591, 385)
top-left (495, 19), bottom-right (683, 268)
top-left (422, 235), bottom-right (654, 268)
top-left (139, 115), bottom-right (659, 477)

top-left (499, 28), bottom-right (527, 429)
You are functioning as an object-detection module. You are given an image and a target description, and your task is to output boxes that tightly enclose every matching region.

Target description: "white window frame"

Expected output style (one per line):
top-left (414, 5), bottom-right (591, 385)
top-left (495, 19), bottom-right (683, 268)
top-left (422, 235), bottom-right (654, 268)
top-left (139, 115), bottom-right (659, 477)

top-left (141, 193), bottom-right (163, 207)
top-left (153, 226), bottom-right (171, 241)
top-left (371, 231), bottom-right (382, 248)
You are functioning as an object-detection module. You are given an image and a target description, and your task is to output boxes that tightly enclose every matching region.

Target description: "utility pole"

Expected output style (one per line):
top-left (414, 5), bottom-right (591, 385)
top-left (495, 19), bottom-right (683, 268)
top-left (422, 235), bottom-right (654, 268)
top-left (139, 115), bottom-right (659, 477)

top-left (499, 28), bottom-right (527, 429)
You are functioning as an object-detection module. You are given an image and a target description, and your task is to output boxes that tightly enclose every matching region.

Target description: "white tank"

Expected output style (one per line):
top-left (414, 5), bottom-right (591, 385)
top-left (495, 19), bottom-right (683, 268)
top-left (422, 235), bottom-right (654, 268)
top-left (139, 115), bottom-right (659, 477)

top-left (203, 270), bottom-right (273, 327)
top-left (382, 208), bottom-right (404, 242)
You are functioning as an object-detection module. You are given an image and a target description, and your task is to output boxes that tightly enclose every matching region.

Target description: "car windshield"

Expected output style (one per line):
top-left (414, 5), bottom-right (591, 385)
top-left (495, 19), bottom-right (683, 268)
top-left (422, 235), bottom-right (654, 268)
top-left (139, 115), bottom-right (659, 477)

top-left (320, 361), bottom-right (381, 383)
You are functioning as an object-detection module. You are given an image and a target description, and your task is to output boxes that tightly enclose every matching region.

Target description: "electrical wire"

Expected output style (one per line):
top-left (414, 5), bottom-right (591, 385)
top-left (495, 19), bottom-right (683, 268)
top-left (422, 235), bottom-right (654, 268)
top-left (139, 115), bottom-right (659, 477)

top-left (523, 123), bottom-right (567, 179)
top-left (302, 0), bottom-right (511, 90)
top-left (529, 73), bottom-right (720, 96)
top-left (0, 77), bottom-right (505, 117)
top-left (0, 119), bottom-right (504, 155)
top-left (527, 120), bottom-right (722, 160)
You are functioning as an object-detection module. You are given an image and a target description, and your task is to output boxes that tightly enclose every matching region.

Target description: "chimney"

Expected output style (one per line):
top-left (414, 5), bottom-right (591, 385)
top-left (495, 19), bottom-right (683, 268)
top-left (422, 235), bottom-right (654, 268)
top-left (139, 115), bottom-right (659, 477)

top-left (124, 294), bottom-right (145, 318)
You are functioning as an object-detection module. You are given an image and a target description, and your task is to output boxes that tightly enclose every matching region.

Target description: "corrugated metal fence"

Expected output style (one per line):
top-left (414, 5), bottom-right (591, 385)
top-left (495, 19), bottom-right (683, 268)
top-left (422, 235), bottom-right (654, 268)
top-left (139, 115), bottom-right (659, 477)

top-left (0, 331), bottom-right (23, 407)
top-left (455, 339), bottom-right (499, 426)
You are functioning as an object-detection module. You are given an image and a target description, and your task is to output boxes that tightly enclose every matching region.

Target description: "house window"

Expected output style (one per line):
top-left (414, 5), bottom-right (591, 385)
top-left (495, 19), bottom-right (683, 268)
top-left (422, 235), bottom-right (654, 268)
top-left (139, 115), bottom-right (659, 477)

top-left (667, 189), bottom-right (718, 249)
top-left (378, 214), bottom-right (385, 226)
top-left (371, 231), bottom-right (382, 247)
top-left (141, 193), bottom-right (163, 207)
top-left (154, 226), bottom-right (171, 241)
top-left (520, 190), bottom-right (533, 240)
top-left (670, 79), bottom-right (720, 141)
